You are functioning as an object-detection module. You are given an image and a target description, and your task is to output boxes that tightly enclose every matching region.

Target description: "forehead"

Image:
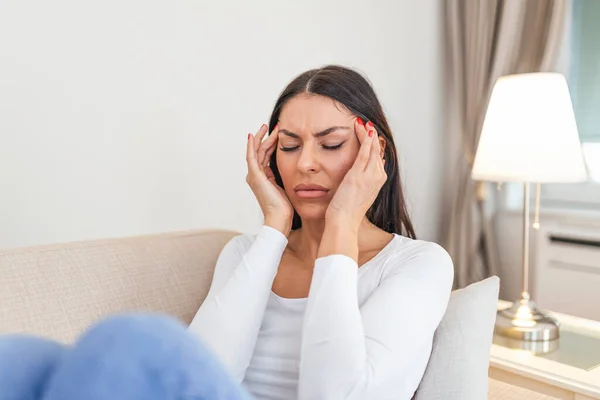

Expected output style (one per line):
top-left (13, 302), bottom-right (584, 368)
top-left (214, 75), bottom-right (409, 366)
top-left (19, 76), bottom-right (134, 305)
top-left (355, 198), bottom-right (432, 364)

top-left (278, 94), bottom-right (353, 132)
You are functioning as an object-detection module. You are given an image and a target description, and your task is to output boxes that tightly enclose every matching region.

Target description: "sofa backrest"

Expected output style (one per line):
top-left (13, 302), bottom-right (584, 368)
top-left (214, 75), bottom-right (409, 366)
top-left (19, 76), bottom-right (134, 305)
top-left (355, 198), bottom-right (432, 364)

top-left (1, 229), bottom-right (501, 399)
top-left (0, 229), bottom-right (239, 343)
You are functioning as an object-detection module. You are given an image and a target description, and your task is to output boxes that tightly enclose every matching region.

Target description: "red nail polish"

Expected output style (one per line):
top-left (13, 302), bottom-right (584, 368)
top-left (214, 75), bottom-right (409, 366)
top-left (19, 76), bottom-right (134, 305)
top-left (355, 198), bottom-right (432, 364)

top-left (356, 117), bottom-right (364, 126)
top-left (368, 130), bottom-right (374, 137)
top-left (274, 123), bottom-right (279, 130)
top-left (366, 121), bottom-right (374, 129)
top-left (248, 134), bottom-right (251, 140)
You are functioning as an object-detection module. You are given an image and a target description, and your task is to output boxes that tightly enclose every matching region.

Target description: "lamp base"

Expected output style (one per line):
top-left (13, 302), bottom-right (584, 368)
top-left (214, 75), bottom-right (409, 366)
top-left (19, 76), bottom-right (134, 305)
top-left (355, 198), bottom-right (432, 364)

top-left (495, 297), bottom-right (560, 342)
top-left (493, 332), bottom-right (559, 354)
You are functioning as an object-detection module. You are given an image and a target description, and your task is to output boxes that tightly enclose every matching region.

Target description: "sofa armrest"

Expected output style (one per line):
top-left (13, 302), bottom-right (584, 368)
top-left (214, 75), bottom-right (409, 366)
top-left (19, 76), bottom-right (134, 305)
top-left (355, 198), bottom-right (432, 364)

top-left (488, 378), bottom-right (558, 399)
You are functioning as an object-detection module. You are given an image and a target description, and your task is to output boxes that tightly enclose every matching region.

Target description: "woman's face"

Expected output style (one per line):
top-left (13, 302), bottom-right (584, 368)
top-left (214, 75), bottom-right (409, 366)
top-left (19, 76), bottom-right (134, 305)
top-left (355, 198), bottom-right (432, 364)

top-left (276, 93), bottom-right (377, 222)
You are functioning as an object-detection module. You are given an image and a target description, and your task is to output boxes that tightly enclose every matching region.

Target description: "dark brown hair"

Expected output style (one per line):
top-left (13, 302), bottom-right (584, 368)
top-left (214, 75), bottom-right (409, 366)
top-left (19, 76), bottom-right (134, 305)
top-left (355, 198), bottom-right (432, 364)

top-left (268, 65), bottom-right (416, 239)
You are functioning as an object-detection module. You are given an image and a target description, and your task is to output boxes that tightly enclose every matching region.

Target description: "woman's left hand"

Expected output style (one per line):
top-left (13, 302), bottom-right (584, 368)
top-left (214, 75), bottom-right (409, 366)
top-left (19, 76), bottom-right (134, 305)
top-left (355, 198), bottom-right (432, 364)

top-left (325, 118), bottom-right (387, 231)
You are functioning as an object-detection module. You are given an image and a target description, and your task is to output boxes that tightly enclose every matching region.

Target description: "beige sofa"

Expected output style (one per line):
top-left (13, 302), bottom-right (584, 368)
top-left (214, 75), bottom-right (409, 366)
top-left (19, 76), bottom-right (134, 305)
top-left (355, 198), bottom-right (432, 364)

top-left (0, 228), bottom-right (555, 399)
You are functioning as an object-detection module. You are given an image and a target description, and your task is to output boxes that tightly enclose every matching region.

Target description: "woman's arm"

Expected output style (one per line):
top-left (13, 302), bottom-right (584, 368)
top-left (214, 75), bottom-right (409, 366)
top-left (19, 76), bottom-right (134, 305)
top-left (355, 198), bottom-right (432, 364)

top-left (188, 122), bottom-right (292, 381)
top-left (187, 225), bottom-right (288, 382)
top-left (298, 233), bottom-right (453, 399)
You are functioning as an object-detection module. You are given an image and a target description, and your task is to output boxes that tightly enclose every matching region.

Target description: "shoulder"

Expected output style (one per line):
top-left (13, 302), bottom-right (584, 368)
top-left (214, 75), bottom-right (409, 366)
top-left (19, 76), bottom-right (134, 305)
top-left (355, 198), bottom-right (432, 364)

top-left (381, 236), bottom-right (454, 287)
top-left (390, 236), bottom-right (453, 267)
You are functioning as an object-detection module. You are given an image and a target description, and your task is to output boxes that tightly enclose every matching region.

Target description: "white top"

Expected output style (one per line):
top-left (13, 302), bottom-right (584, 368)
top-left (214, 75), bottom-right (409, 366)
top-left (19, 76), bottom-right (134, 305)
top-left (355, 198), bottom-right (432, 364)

top-left (188, 225), bottom-right (453, 400)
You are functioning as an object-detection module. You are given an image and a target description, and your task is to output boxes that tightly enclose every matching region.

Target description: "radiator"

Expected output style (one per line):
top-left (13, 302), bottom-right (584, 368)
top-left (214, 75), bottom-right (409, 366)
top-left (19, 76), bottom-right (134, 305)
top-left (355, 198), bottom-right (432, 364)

top-left (533, 216), bottom-right (600, 321)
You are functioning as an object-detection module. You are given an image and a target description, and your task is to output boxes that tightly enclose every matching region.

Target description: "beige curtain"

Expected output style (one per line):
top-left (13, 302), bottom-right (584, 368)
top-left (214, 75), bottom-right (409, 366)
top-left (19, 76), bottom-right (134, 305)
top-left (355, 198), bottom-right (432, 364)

top-left (444, 0), bottom-right (569, 289)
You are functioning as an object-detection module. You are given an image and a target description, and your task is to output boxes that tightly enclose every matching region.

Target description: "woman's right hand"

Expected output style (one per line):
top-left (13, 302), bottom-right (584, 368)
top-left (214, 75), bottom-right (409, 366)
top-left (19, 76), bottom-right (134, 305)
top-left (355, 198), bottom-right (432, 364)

top-left (246, 124), bottom-right (294, 237)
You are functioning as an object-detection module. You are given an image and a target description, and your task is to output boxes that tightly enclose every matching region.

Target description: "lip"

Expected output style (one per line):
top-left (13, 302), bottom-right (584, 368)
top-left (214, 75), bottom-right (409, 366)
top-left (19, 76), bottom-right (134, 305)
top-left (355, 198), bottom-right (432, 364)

top-left (294, 183), bottom-right (329, 191)
top-left (294, 183), bottom-right (330, 199)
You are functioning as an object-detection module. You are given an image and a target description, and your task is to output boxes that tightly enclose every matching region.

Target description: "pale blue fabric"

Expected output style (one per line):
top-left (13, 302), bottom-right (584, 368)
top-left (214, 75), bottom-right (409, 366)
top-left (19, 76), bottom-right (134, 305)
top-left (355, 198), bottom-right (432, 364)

top-left (0, 314), bottom-right (252, 400)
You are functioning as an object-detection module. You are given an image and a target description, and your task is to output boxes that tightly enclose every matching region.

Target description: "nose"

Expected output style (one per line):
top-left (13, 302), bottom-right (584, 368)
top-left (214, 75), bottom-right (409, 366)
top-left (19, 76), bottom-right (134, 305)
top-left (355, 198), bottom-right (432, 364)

top-left (296, 145), bottom-right (320, 173)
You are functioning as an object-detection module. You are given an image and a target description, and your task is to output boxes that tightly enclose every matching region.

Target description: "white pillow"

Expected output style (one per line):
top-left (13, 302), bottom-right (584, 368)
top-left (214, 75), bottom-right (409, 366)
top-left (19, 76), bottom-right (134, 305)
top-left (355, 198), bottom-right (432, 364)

top-left (414, 276), bottom-right (500, 400)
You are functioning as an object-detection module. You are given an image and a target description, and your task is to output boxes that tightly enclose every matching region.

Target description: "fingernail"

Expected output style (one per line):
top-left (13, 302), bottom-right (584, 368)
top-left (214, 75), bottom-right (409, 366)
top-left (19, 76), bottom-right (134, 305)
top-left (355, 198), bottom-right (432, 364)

top-left (248, 134), bottom-right (251, 140)
top-left (274, 123), bottom-right (279, 130)
top-left (368, 130), bottom-right (374, 137)
top-left (366, 121), bottom-right (374, 129)
top-left (356, 117), bottom-right (364, 126)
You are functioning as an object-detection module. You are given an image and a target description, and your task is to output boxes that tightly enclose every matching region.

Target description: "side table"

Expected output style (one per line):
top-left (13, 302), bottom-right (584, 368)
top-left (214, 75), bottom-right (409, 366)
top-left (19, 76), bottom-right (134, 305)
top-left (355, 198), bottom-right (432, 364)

top-left (489, 300), bottom-right (600, 399)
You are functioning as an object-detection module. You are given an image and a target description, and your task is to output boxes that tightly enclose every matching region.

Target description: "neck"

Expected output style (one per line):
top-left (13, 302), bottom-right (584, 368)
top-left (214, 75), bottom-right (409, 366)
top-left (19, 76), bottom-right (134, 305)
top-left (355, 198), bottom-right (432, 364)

top-left (294, 217), bottom-right (379, 261)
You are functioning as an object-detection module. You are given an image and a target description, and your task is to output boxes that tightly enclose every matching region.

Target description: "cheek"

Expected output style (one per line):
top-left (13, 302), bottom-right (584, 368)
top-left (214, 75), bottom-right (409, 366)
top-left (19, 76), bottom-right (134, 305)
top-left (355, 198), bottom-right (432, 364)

top-left (323, 149), bottom-right (356, 185)
top-left (275, 152), bottom-right (294, 184)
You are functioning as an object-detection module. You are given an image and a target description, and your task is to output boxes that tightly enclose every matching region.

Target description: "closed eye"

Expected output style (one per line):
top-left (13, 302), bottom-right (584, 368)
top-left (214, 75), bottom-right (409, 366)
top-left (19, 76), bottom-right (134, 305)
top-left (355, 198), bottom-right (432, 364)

top-left (279, 146), bottom-right (299, 152)
top-left (323, 142), bottom-right (344, 150)
top-left (279, 142), bottom-right (345, 152)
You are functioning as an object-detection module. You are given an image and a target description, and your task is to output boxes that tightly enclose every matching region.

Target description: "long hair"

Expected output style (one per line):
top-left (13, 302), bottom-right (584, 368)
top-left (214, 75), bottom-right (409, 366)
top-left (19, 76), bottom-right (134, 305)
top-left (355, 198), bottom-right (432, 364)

top-left (267, 65), bottom-right (416, 239)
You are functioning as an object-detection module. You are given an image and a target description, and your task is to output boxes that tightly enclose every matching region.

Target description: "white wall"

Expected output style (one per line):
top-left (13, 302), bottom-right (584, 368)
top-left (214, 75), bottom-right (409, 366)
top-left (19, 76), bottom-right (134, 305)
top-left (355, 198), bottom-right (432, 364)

top-left (0, 0), bottom-right (445, 249)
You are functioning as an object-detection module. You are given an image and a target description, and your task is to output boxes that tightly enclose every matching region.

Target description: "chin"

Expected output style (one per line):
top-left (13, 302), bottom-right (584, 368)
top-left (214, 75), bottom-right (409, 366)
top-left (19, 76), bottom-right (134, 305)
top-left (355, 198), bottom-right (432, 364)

top-left (293, 202), bottom-right (328, 221)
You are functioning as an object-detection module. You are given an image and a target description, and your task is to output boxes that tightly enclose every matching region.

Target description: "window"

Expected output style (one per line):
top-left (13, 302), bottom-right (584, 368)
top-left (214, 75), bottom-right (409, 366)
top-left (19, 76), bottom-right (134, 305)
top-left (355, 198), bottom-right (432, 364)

top-left (541, 0), bottom-right (600, 207)
top-left (569, 0), bottom-right (600, 145)
top-left (570, 0), bottom-right (600, 182)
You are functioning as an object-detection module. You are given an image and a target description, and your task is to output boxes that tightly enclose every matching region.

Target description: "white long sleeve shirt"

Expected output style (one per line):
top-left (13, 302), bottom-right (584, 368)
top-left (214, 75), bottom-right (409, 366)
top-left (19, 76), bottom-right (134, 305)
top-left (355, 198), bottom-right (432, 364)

top-left (188, 225), bottom-right (453, 400)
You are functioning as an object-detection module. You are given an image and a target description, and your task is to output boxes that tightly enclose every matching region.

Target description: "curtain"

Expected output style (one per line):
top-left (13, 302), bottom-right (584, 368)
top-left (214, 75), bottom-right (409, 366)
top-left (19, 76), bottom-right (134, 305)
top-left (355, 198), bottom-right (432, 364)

top-left (444, 0), bottom-right (569, 289)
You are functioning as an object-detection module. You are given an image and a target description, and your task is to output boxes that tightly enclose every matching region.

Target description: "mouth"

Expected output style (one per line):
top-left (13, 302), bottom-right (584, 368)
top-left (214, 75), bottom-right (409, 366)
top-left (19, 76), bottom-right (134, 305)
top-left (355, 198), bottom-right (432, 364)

top-left (294, 183), bottom-right (330, 199)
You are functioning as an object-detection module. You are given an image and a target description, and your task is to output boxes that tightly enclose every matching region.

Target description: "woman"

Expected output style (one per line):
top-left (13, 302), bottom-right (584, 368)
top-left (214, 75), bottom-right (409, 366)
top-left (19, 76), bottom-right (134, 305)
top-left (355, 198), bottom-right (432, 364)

top-left (188, 65), bottom-right (454, 399)
top-left (0, 65), bottom-right (452, 400)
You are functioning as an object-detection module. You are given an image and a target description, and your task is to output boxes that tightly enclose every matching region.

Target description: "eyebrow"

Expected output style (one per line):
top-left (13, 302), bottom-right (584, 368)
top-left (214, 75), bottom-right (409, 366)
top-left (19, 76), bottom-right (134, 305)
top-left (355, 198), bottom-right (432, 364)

top-left (279, 126), bottom-right (351, 139)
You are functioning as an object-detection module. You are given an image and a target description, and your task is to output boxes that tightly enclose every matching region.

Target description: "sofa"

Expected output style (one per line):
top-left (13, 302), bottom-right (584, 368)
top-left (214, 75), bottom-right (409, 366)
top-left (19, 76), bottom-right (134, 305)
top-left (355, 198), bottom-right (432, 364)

top-left (0, 228), bottom-right (555, 399)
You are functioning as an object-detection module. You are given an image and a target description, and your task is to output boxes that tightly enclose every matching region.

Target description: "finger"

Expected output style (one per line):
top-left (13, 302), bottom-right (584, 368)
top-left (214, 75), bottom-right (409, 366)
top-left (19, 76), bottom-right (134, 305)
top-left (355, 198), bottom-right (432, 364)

top-left (366, 126), bottom-right (382, 173)
top-left (263, 139), bottom-right (278, 170)
top-left (259, 129), bottom-right (279, 171)
top-left (258, 124), bottom-right (279, 168)
top-left (246, 134), bottom-right (261, 175)
top-left (353, 125), bottom-right (374, 171)
top-left (354, 117), bottom-right (368, 145)
top-left (255, 123), bottom-right (269, 145)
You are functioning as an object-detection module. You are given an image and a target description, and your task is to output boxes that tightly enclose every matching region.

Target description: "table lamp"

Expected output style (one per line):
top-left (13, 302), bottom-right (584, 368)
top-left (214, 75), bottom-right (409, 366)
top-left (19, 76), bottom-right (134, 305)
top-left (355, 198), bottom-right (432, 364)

top-left (472, 72), bottom-right (587, 343)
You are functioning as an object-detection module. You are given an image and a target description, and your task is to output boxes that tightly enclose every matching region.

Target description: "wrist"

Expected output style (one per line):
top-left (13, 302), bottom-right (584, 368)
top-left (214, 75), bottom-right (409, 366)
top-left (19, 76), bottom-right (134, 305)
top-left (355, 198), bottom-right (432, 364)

top-left (318, 220), bottom-right (359, 261)
top-left (324, 214), bottom-right (360, 235)
top-left (264, 216), bottom-right (292, 238)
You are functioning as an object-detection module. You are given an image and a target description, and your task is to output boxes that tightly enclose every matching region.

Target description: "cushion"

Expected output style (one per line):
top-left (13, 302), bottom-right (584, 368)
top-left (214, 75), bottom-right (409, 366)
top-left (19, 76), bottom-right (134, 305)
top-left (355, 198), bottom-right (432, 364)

top-left (414, 276), bottom-right (500, 400)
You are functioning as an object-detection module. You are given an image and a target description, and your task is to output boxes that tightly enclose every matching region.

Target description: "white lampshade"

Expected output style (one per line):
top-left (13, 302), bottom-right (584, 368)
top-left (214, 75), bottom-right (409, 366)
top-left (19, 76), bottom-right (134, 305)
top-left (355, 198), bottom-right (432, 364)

top-left (472, 72), bottom-right (587, 183)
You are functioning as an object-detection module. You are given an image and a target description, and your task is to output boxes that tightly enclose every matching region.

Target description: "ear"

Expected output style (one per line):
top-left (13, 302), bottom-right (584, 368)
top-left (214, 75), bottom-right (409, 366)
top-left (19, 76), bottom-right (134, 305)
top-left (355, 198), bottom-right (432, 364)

top-left (378, 136), bottom-right (386, 159)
